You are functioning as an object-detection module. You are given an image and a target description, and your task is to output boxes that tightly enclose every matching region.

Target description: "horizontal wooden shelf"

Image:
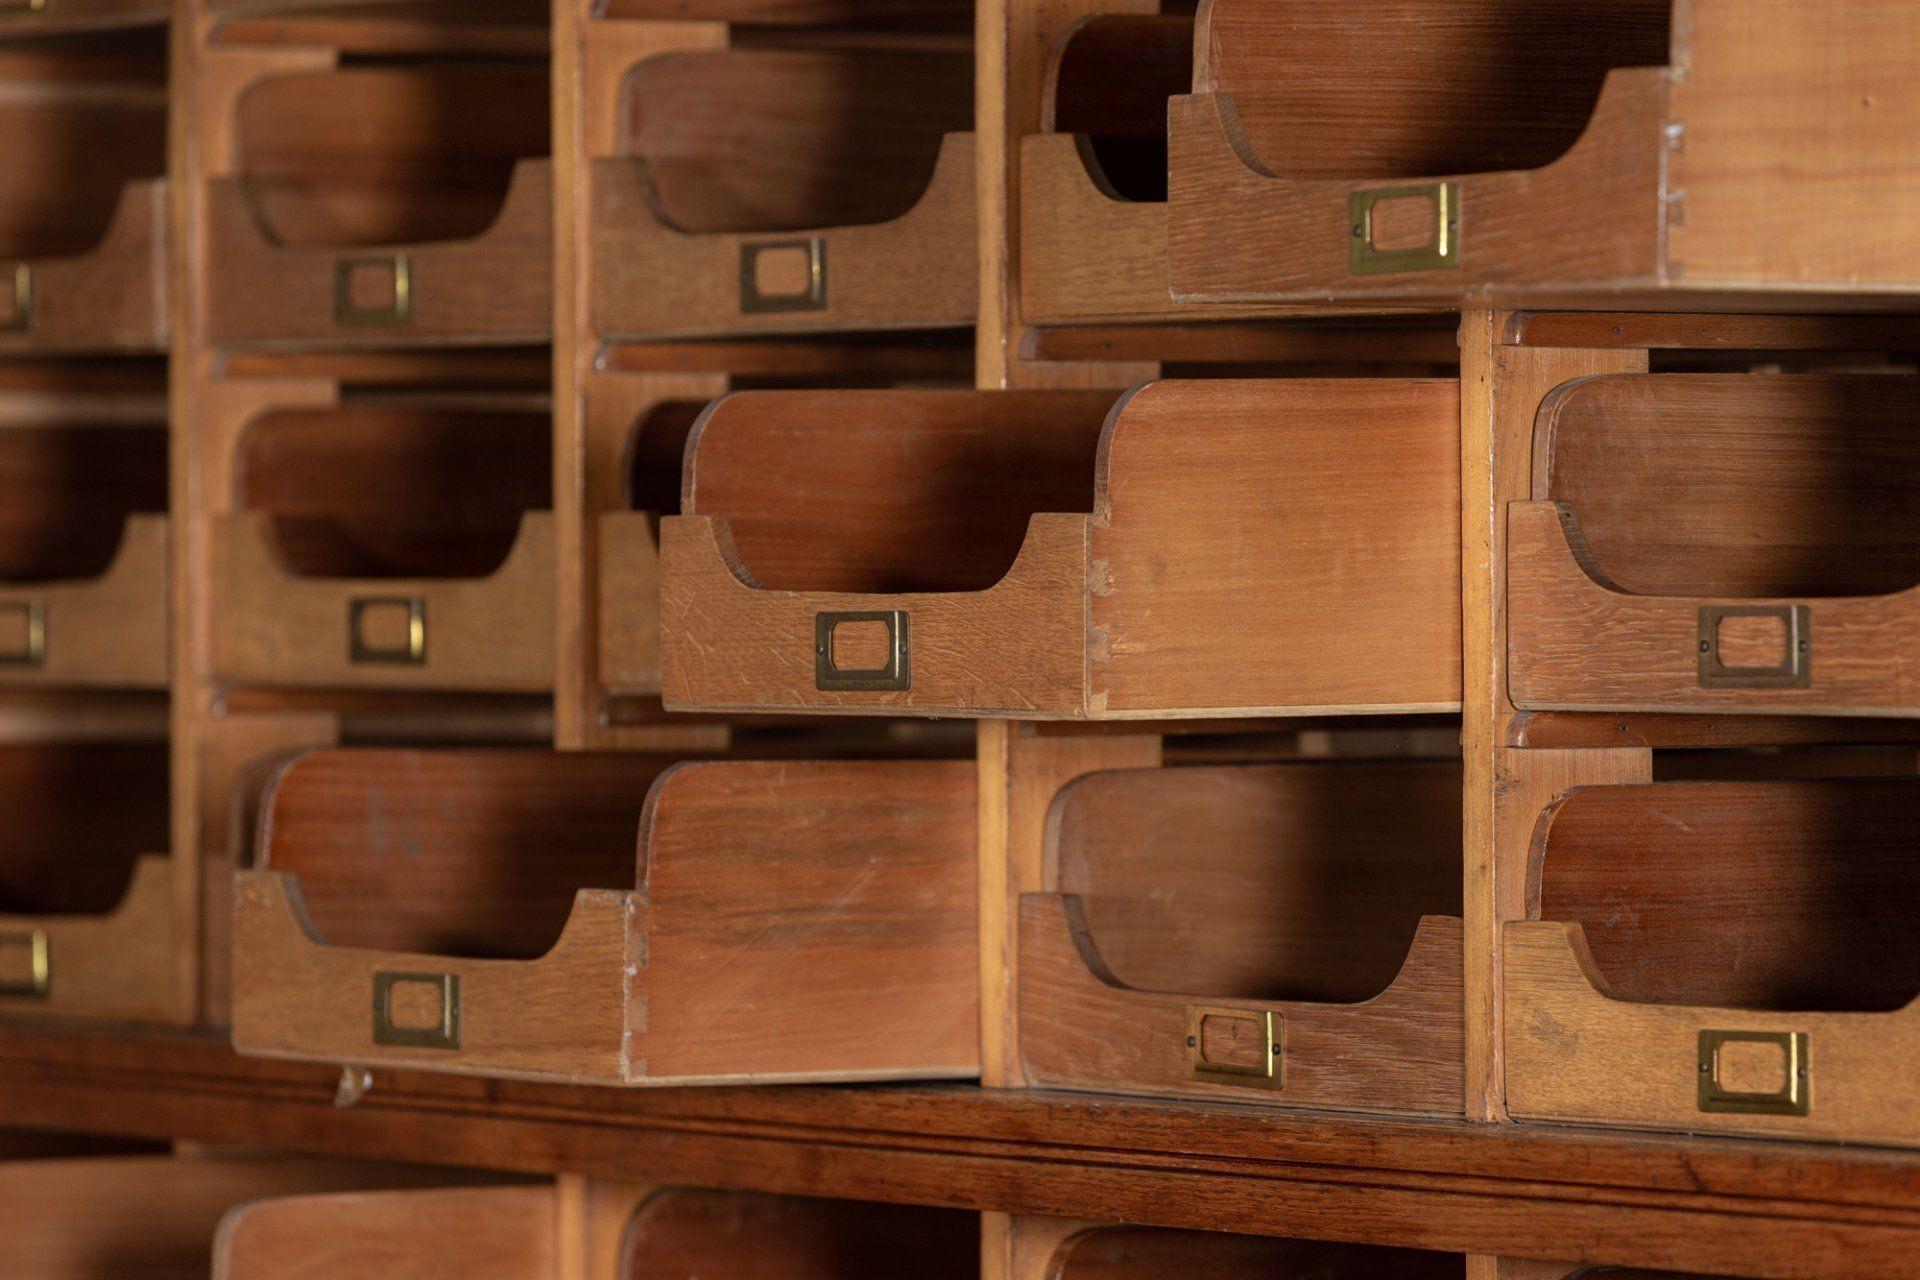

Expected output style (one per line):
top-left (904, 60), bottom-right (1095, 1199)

top-left (1019, 760), bottom-right (1464, 1116)
top-left (590, 41), bottom-right (975, 339)
top-left (1508, 373), bottom-right (1920, 718)
top-left (4, 1022), bottom-right (1920, 1278)
top-left (1508, 776), bottom-right (1920, 1149)
top-left (660, 380), bottom-right (1463, 719)
top-left (233, 749), bottom-right (979, 1086)
top-left (1168, 0), bottom-right (1920, 311)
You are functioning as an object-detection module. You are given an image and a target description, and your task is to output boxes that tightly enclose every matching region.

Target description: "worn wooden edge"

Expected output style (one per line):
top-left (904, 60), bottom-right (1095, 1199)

top-left (1503, 312), bottom-right (1920, 352)
top-left (0, 513), bottom-right (170, 691)
top-left (6, 1023), bottom-right (1920, 1277)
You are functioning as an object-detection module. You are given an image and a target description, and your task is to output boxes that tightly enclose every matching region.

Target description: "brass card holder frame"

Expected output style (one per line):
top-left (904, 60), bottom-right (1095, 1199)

top-left (349, 597), bottom-right (427, 666)
top-left (814, 610), bottom-right (910, 692)
top-left (0, 0), bottom-right (50, 14)
top-left (0, 264), bottom-right (33, 333)
top-left (740, 237), bottom-right (828, 314)
top-left (333, 254), bottom-right (413, 327)
top-left (1349, 182), bottom-right (1460, 275)
top-left (1184, 1004), bottom-right (1282, 1090)
top-left (0, 928), bottom-right (50, 999)
top-left (1698, 604), bottom-right (1812, 690)
top-left (0, 600), bottom-right (44, 666)
top-left (1698, 1029), bottom-right (1809, 1116)
top-left (371, 971), bottom-right (460, 1050)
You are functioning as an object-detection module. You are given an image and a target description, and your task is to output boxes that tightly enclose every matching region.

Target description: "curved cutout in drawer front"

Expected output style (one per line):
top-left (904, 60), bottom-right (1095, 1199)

top-left (217, 1186), bottom-right (555, 1280)
top-left (0, 78), bottom-right (166, 352)
top-left (660, 379), bottom-right (1462, 718)
top-left (592, 46), bottom-right (975, 339)
top-left (207, 64), bottom-right (551, 348)
top-left (1509, 374), bottom-right (1920, 718)
top-left (232, 750), bottom-right (980, 1084)
top-left (1051, 1224), bottom-right (1464, 1280)
top-left (214, 402), bottom-right (553, 692)
top-left (1020, 761), bottom-right (1464, 1114)
top-left (0, 743), bottom-right (181, 1023)
top-left (1022, 11), bottom-right (1319, 326)
top-left (0, 421), bottom-right (168, 688)
top-left (1507, 777), bottom-right (1920, 1145)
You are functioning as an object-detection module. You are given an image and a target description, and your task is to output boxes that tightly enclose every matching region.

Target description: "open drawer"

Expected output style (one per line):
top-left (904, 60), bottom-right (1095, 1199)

top-left (0, 46), bottom-right (166, 352)
top-left (1507, 776), bottom-right (1920, 1146)
top-left (1169, 0), bottom-right (1920, 310)
top-left (206, 59), bottom-right (550, 348)
top-left (659, 379), bottom-right (1461, 718)
top-left (0, 401), bottom-right (168, 689)
top-left (0, 742), bottom-right (182, 1024)
top-left (1508, 374), bottom-right (1920, 718)
top-left (591, 40), bottom-right (975, 339)
top-left (213, 394), bottom-right (554, 692)
top-left (1019, 761), bottom-right (1463, 1114)
top-left (219, 1183), bottom-right (977, 1280)
top-left (1019, 1218), bottom-right (1463, 1280)
top-left (1022, 9), bottom-right (1311, 326)
top-left (232, 749), bottom-right (979, 1084)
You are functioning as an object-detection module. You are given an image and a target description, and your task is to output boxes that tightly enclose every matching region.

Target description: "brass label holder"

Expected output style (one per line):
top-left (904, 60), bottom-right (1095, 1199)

top-left (0, 264), bottom-right (33, 333)
top-left (372, 971), bottom-right (460, 1050)
top-left (0, 0), bottom-right (49, 14)
top-left (1184, 1004), bottom-right (1282, 1090)
top-left (1349, 183), bottom-right (1460, 275)
top-left (349, 597), bottom-right (427, 666)
top-left (814, 610), bottom-right (910, 692)
top-left (334, 254), bottom-right (413, 327)
top-left (0, 600), bottom-right (44, 667)
top-left (1698, 604), bottom-right (1811, 690)
top-left (740, 237), bottom-right (828, 314)
top-left (0, 929), bottom-right (50, 999)
top-left (1698, 1029), bottom-right (1809, 1116)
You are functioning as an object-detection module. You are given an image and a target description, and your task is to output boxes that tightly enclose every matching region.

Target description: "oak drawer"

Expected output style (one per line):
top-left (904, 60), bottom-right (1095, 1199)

top-left (1508, 374), bottom-right (1920, 718)
top-left (1169, 0), bottom-right (1920, 311)
top-left (659, 379), bottom-right (1462, 718)
top-left (1017, 1218), bottom-right (1464, 1280)
top-left (1507, 777), bottom-right (1920, 1146)
top-left (232, 749), bottom-right (979, 1085)
top-left (1019, 761), bottom-right (1463, 1116)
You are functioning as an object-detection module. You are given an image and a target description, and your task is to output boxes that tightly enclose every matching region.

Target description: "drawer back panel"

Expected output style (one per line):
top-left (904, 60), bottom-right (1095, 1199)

top-left (1055, 1225), bottom-right (1464, 1279)
top-left (623, 1188), bottom-right (977, 1280)
top-left (0, 423), bottom-right (166, 581)
top-left (1534, 778), bottom-right (1920, 1012)
top-left (0, 743), bottom-right (167, 915)
top-left (1047, 14), bottom-right (1194, 203)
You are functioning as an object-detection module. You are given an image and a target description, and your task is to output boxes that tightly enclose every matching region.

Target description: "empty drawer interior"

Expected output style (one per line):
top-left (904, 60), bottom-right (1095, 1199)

top-left (0, 742), bottom-right (167, 916)
top-left (0, 405), bottom-right (165, 583)
top-left (622, 1189), bottom-right (978, 1280)
top-left (1045, 9), bottom-right (1195, 203)
top-left (237, 400), bottom-right (550, 579)
top-left (232, 61), bottom-right (548, 250)
top-left (1053, 1224), bottom-right (1463, 1279)
top-left (597, 0), bottom-right (972, 28)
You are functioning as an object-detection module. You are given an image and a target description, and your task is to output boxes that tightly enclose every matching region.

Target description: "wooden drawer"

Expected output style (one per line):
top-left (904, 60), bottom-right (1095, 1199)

top-left (659, 379), bottom-right (1462, 718)
top-left (0, 50), bottom-right (166, 353)
top-left (1508, 374), bottom-right (1920, 718)
top-left (1169, 1), bottom-right (1920, 311)
top-left (206, 60), bottom-right (550, 349)
top-left (212, 395), bottom-right (554, 692)
top-left (1506, 776), bottom-right (1920, 1146)
top-left (5, 1154), bottom-right (488, 1278)
top-left (232, 749), bottom-right (979, 1085)
top-left (0, 401), bottom-right (168, 689)
top-left (219, 1183), bottom-right (978, 1280)
top-left (1015, 1217), bottom-right (1464, 1280)
top-left (1019, 761), bottom-right (1463, 1115)
top-left (590, 41), bottom-right (975, 340)
top-left (597, 1), bottom-right (970, 23)
top-left (0, 0), bottom-right (166, 37)
top-left (0, 742), bottom-right (183, 1024)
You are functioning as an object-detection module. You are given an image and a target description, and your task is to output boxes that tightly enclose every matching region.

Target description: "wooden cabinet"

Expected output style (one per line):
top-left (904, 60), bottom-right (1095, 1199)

top-left (232, 749), bottom-right (979, 1085)
top-left (660, 379), bottom-right (1462, 718)
top-left (1170, 0), bottom-right (1920, 310)
top-left (1508, 374), bottom-right (1920, 717)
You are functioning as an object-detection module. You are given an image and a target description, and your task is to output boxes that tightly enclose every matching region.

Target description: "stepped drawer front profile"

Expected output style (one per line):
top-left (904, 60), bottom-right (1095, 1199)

top-left (592, 43), bottom-right (975, 339)
top-left (1508, 374), bottom-right (1920, 718)
top-left (1169, 0), bottom-right (1920, 309)
top-left (206, 62), bottom-right (551, 348)
top-left (659, 379), bottom-right (1462, 718)
top-left (1507, 777), bottom-right (1920, 1146)
top-left (213, 400), bottom-right (554, 692)
top-left (232, 750), bottom-right (980, 1085)
top-left (0, 416), bottom-right (168, 689)
top-left (1019, 761), bottom-right (1464, 1115)
top-left (0, 743), bottom-right (180, 1024)
top-left (0, 53), bottom-right (167, 353)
